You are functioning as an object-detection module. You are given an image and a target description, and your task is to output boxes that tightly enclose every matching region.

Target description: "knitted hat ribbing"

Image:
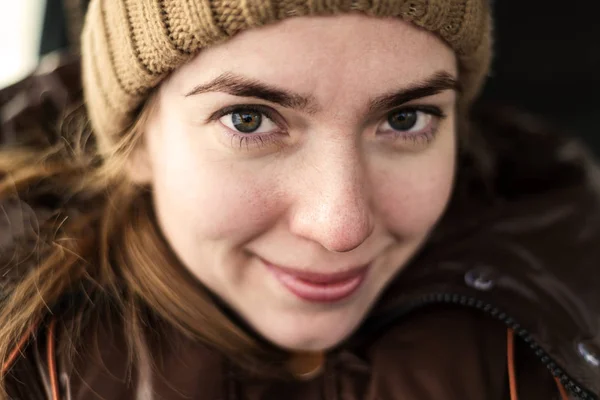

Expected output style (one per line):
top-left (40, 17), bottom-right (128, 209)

top-left (81, 0), bottom-right (492, 151)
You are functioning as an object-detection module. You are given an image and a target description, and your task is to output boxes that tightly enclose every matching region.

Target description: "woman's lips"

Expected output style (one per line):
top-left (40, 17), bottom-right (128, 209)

top-left (263, 261), bottom-right (369, 303)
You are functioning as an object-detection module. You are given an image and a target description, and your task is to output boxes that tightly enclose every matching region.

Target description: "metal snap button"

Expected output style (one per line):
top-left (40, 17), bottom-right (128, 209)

top-left (578, 342), bottom-right (600, 367)
top-left (464, 266), bottom-right (497, 291)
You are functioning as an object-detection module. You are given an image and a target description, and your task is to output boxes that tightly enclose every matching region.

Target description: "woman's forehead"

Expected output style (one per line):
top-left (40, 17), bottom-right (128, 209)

top-left (169, 14), bottom-right (457, 101)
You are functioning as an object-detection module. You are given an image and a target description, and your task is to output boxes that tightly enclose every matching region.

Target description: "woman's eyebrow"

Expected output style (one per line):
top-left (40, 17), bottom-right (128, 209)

top-left (184, 70), bottom-right (458, 114)
top-left (368, 71), bottom-right (460, 114)
top-left (184, 72), bottom-right (319, 113)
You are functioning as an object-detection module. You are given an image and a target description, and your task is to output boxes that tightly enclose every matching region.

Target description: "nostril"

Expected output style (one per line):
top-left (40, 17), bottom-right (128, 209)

top-left (322, 214), bottom-right (374, 253)
top-left (328, 237), bottom-right (364, 253)
top-left (289, 203), bottom-right (373, 253)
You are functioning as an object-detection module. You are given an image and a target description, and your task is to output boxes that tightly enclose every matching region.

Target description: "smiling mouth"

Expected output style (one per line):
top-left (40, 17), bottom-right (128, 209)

top-left (262, 260), bottom-right (370, 303)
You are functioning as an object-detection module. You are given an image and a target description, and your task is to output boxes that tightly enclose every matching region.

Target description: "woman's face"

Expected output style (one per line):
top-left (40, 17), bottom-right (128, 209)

top-left (137, 14), bottom-right (458, 351)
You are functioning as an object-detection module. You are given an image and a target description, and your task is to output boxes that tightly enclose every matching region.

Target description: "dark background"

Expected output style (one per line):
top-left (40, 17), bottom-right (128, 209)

top-left (40, 0), bottom-right (600, 153)
top-left (478, 1), bottom-right (600, 154)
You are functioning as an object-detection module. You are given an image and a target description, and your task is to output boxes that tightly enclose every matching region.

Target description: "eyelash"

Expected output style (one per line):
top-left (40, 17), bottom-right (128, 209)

top-left (209, 104), bottom-right (285, 149)
top-left (385, 105), bottom-right (446, 145)
top-left (208, 104), bottom-right (446, 149)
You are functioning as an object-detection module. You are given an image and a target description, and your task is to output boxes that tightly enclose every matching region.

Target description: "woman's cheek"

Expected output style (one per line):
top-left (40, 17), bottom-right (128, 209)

top-left (164, 164), bottom-right (283, 241)
top-left (374, 160), bottom-right (455, 237)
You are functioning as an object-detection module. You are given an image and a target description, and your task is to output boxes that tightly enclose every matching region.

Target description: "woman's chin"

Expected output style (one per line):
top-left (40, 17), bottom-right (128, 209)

top-left (252, 311), bottom-right (365, 352)
top-left (266, 330), bottom-right (349, 352)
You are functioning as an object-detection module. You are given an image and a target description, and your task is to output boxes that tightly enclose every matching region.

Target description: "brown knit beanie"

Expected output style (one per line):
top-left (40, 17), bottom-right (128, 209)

top-left (81, 0), bottom-right (492, 153)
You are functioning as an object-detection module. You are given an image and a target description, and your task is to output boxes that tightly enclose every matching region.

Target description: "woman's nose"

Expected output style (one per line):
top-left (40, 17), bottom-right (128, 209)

top-left (288, 148), bottom-right (374, 253)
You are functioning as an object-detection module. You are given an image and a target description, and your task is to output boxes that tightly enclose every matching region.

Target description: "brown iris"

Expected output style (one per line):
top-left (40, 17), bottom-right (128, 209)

top-left (231, 110), bottom-right (262, 133)
top-left (388, 110), bottom-right (418, 131)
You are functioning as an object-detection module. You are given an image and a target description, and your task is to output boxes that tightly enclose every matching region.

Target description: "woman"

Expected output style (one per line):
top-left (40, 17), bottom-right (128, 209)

top-left (1, 0), bottom-right (599, 399)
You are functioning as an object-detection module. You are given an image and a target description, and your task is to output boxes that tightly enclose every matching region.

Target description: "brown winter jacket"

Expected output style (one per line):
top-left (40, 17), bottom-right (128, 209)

top-left (1, 54), bottom-right (600, 400)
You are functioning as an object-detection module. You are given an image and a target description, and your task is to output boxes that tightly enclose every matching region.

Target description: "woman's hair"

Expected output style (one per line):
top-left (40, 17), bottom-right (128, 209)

top-left (0, 94), bottom-right (287, 396)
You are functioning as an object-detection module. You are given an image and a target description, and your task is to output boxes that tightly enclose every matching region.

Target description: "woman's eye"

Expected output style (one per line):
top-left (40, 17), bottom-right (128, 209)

top-left (381, 109), bottom-right (434, 133)
top-left (219, 109), bottom-right (278, 134)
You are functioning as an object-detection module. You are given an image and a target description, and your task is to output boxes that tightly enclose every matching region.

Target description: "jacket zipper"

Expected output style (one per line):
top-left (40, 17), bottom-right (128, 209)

top-left (363, 292), bottom-right (596, 400)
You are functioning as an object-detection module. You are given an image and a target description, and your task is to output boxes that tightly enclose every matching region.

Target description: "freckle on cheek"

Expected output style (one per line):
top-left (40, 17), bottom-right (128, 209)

top-left (180, 184), bottom-right (276, 240)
